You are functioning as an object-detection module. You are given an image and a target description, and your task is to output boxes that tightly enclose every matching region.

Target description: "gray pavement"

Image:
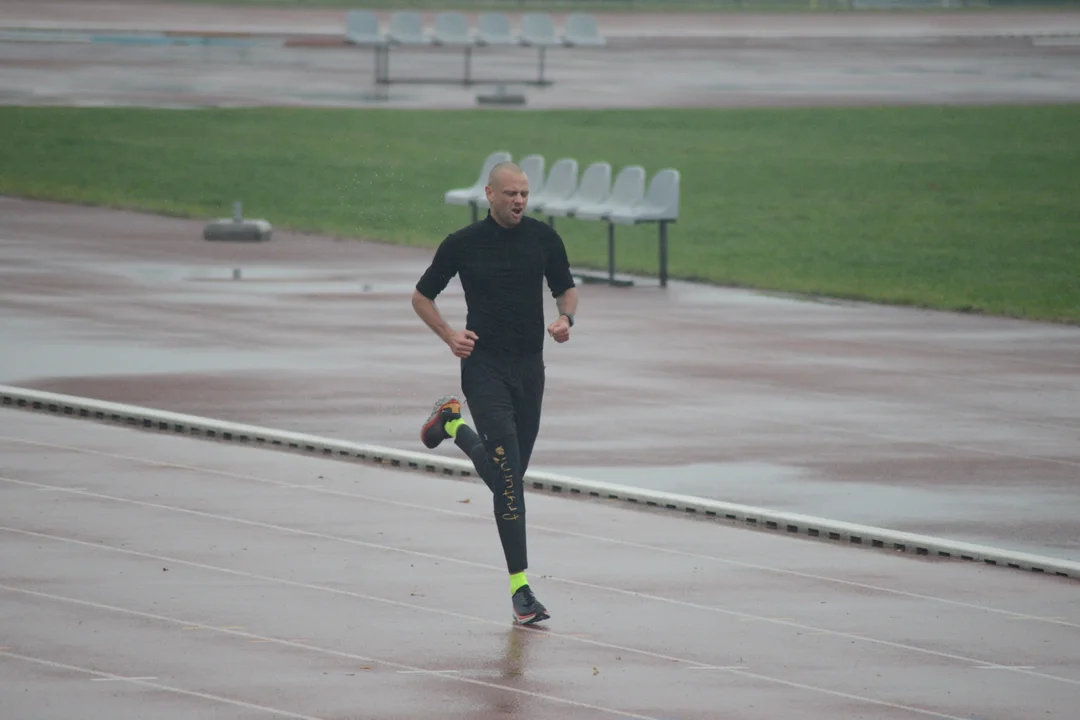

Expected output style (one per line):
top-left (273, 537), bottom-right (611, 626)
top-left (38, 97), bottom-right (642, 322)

top-left (4, 1), bottom-right (1080, 39)
top-left (2, 1), bottom-right (1080, 109)
top-left (3, 28), bottom-right (1080, 110)
top-left (1, 197), bottom-right (1079, 564)
top-left (1, 408), bottom-right (1079, 720)
top-left (5, 35), bottom-right (1080, 110)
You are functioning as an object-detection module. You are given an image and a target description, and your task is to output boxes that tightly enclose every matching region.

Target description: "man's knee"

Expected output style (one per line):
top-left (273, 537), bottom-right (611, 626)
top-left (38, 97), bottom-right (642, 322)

top-left (463, 390), bottom-right (516, 444)
top-left (461, 358), bottom-right (516, 441)
top-left (477, 413), bottom-right (517, 444)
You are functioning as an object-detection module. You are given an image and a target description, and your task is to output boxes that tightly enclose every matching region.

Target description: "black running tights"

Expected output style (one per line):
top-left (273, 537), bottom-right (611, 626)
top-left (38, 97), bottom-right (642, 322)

top-left (453, 349), bottom-right (544, 575)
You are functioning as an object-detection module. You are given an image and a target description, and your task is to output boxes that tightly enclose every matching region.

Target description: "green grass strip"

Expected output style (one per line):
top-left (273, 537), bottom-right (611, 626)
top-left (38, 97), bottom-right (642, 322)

top-left (1, 105), bottom-right (1077, 323)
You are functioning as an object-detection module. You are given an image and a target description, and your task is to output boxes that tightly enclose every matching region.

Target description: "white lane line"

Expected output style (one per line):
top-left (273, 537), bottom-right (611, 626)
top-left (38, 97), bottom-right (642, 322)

top-left (0, 524), bottom-right (726, 668)
top-left (4, 434), bottom-right (1077, 631)
top-left (0, 583), bottom-right (674, 720)
top-left (3, 476), bottom-right (1078, 692)
top-left (0, 650), bottom-right (324, 720)
top-left (0, 581), bottom-right (979, 720)
top-left (396, 669), bottom-right (461, 675)
top-left (551, 578), bottom-right (1080, 690)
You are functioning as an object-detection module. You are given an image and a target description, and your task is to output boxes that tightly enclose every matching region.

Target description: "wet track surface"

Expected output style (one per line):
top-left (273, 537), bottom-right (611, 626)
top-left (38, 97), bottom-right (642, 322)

top-left (5, 0), bottom-right (1080, 38)
top-left (2, 197), bottom-right (1080, 564)
top-left (2, 2), bottom-right (1080, 109)
top-left (3, 34), bottom-right (1080, 110)
top-left (1, 4), bottom-right (1079, 717)
top-left (2, 409), bottom-right (1079, 720)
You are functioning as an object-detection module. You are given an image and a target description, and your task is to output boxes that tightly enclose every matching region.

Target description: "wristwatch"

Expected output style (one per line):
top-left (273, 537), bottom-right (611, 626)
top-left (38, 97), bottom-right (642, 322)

top-left (561, 313), bottom-right (574, 327)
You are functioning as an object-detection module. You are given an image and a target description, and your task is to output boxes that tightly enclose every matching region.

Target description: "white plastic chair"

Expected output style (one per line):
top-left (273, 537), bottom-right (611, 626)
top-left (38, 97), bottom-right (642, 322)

top-left (528, 158), bottom-right (578, 216)
top-left (542, 162), bottom-right (611, 219)
top-left (431, 12), bottom-right (472, 46)
top-left (519, 13), bottom-right (560, 84)
top-left (345, 10), bottom-right (385, 46)
top-left (445, 151), bottom-right (512, 222)
top-left (518, 154), bottom-right (546, 199)
top-left (431, 12), bottom-right (478, 84)
top-left (387, 11), bottom-right (428, 45)
top-left (568, 165), bottom-right (646, 286)
top-left (376, 11), bottom-right (430, 85)
top-left (609, 169), bottom-right (680, 287)
top-left (520, 13), bottom-right (560, 46)
top-left (609, 168), bottom-right (680, 225)
top-left (572, 165), bottom-right (645, 221)
top-left (562, 14), bottom-right (606, 47)
top-left (345, 11), bottom-right (390, 84)
top-left (475, 12), bottom-right (515, 46)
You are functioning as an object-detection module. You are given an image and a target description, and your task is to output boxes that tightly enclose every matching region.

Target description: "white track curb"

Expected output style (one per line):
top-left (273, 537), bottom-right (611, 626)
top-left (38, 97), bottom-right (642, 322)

top-left (2, 384), bottom-right (1077, 581)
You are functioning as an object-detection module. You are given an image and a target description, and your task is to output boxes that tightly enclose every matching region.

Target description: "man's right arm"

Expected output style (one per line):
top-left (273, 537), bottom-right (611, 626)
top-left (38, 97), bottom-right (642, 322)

top-left (413, 235), bottom-right (457, 337)
top-left (411, 289), bottom-right (455, 345)
top-left (413, 236), bottom-right (477, 358)
top-left (413, 290), bottom-right (477, 358)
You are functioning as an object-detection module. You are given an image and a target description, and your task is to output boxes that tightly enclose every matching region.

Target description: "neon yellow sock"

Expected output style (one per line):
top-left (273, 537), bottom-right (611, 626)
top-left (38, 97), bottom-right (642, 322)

top-left (444, 418), bottom-right (464, 438)
top-left (509, 572), bottom-right (528, 595)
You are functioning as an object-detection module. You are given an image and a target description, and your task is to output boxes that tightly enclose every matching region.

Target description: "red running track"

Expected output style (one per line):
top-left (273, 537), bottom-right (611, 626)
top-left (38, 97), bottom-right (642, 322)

top-left (1, 409), bottom-right (1078, 719)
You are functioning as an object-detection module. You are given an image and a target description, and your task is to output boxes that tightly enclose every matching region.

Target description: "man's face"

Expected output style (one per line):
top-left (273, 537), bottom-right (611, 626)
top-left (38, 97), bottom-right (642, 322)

top-left (486, 170), bottom-right (529, 228)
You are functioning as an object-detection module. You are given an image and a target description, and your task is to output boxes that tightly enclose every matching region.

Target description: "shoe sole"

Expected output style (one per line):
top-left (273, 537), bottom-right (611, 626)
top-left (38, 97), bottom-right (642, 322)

top-left (513, 609), bottom-right (550, 625)
top-left (421, 394), bottom-right (461, 447)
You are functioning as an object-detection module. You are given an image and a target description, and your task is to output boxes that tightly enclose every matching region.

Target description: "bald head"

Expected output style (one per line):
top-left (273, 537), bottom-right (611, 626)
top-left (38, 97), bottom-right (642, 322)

top-left (488, 161), bottom-right (526, 190)
top-left (485, 161), bottom-right (529, 228)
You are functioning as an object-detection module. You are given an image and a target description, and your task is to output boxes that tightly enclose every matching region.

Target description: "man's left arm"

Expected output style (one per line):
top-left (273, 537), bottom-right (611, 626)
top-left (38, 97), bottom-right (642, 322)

top-left (555, 287), bottom-right (578, 321)
top-left (545, 229), bottom-right (578, 343)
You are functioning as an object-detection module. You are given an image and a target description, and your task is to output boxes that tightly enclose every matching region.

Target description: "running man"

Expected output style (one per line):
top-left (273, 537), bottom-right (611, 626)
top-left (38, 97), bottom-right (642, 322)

top-left (411, 161), bottom-right (579, 625)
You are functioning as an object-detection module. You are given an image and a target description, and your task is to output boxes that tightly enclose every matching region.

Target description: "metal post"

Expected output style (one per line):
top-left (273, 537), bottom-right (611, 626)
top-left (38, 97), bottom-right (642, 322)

top-left (607, 222), bottom-right (615, 283)
top-left (538, 46), bottom-right (546, 84)
top-left (379, 46), bottom-right (390, 84)
top-left (659, 221), bottom-right (668, 288)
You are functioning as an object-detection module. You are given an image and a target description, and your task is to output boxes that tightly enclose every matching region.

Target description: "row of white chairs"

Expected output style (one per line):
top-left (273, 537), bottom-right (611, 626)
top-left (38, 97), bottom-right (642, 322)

top-left (345, 10), bottom-right (605, 85)
top-left (445, 151), bottom-right (679, 288)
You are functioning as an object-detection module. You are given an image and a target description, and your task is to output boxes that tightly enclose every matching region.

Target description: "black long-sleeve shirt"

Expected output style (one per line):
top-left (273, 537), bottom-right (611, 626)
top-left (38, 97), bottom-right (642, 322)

top-left (416, 214), bottom-right (576, 357)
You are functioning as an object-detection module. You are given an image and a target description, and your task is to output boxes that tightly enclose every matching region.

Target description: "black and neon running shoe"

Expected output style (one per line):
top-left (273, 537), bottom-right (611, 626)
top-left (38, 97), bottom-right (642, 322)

top-left (421, 395), bottom-right (461, 449)
top-left (511, 585), bottom-right (549, 625)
